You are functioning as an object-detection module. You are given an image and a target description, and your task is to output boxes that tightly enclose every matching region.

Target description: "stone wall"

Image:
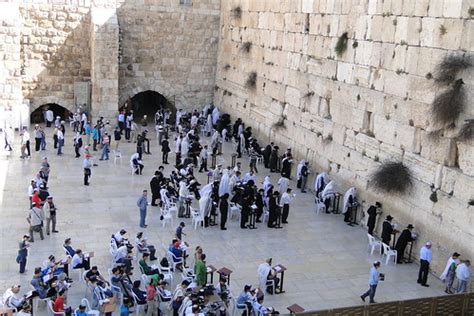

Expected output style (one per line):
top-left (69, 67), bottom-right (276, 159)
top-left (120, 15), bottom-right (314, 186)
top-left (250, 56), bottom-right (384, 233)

top-left (214, 0), bottom-right (474, 273)
top-left (20, 2), bottom-right (92, 113)
top-left (0, 3), bottom-right (23, 128)
top-left (117, 0), bottom-right (220, 110)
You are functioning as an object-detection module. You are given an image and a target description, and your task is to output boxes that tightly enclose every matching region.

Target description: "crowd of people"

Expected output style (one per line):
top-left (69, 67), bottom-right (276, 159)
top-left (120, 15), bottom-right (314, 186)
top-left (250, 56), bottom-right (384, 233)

top-left (1, 103), bottom-right (471, 315)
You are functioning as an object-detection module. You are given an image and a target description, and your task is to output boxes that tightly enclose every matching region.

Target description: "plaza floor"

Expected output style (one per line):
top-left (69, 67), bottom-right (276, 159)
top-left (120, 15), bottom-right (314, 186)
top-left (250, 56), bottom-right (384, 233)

top-left (0, 125), bottom-right (446, 315)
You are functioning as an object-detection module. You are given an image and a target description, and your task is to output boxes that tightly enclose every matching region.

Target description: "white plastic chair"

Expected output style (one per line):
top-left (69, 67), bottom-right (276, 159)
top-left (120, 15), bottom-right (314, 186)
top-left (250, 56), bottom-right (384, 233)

top-left (181, 267), bottom-right (195, 283)
top-left (262, 209), bottom-right (269, 223)
top-left (367, 234), bottom-right (382, 255)
top-left (167, 201), bottom-right (179, 218)
top-left (131, 291), bottom-right (146, 315)
top-left (382, 243), bottom-right (398, 265)
top-left (82, 270), bottom-right (93, 298)
top-left (130, 161), bottom-right (139, 175)
top-left (47, 299), bottom-right (65, 315)
top-left (81, 298), bottom-right (100, 316)
top-left (229, 202), bottom-right (241, 221)
top-left (167, 251), bottom-right (184, 272)
top-left (233, 297), bottom-right (249, 316)
top-left (30, 285), bottom-right (50, 315)
top-left (315, 197), bottom-right (326, 215)
top-left (113, 150), bottom-right (122, 164)
top-left (161, 208), bottom-right (173, 228)
top-left (191, 207), bottom-right (204, 230)
top-left (158, 262), bottom-right (174, 286)
top-left (0, 300), bottom-right (17, 313)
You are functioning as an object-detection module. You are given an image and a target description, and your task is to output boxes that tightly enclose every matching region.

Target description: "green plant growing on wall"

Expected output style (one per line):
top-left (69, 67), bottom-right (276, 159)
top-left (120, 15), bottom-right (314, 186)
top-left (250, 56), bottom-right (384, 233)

top-left (241, 41), bottom-right (252, 53)
top-left (457, 119), bottom-right (474, 141)
top-left (439, 25), bottom-right (447, 36)
top-left (369, 161), bottom-right (413, 194)
top-left (431, 79), bottom-right (465, 129)
top-left (469, 7), bottom-right (474, 17)
top-left (434, 54), bottom-right (472, 85)
top-left (335, 32), bottom-right (348, 57)
top-left (245, 72), bottom-right (257, 90)
top-left (223, 64), bottom-right (231, 70)
top-left (231, 6), bottom-right (242, 19)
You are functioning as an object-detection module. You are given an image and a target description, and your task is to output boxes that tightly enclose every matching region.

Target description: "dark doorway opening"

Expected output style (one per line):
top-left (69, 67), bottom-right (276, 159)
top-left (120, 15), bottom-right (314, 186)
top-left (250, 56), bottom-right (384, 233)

top-left (30, 104), bottom-right (72, 124)
top-left (124, 91), bottom-right (175, 121)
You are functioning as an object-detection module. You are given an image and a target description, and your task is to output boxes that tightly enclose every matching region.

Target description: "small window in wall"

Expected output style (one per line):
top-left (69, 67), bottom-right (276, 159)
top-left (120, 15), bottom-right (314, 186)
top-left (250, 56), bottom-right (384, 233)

top-left (179, 0), bottom-right (192, 5)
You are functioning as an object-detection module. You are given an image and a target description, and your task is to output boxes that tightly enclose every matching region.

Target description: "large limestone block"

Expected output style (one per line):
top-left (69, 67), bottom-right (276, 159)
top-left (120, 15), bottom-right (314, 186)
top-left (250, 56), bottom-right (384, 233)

top-left (407, 75), bottom-right (435, 105)
top-left (443, 0), bottom-right (463, 18)
top-left (367, 15), bottom-right (383, 42)
top-left (420, 132), bottom-right (457, 166)
top-left (355, 132), bottom-right (381, 159)
top-left (383, 71), bottom-right (408, 99)
top-left (457, 143), bottom-right (474, 176)
top-left (373, 114), bottom-right (396, 145)
top-left (381, 17), bottom-right (396, 43)
top-left (336, 62), bottom-right (354, 84)
top-left (403, 151), bottom-right (438, 185)
top-left (285, 85), bottom-right (301, 108)
top-left (302, 0), bottom-right (314, 13)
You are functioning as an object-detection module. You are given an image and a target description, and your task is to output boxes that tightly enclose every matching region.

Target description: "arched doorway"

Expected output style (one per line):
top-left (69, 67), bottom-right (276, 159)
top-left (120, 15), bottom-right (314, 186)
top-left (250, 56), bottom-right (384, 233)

top-left (30, 103), bottom-right (72, 124)
top-left (124, 90), bottom-right (174, 122)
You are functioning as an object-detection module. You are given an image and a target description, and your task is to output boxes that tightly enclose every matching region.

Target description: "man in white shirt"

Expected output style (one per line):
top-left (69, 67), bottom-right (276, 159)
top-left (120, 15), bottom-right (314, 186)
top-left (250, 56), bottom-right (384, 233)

top-left (417, 242), bottom-right (432, 287)
top-left (46, 109), bottom-right (54, 127)
top-left (71, 249), bottom-right (91, 270)
top-left (456, 260), bottom-right (471, 293)
top-left (279, 188), bottom-right (294, 224)
top-left (20, 127), bottom-right (31, 159)
top-left (277, 176), bottom-right (289, 195)
top-left (57, 128), bottom-right (64, 155)
top-left (113, 229), bottom-right (127, 246)
top-left (2, 285), bottom-right (26, 310)
top-left (243, 171), bottom-right (256, 184)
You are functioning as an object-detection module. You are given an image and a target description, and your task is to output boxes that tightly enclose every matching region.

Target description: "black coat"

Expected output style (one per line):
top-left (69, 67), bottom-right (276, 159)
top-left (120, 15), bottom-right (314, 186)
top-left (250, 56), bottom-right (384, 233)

top-left (161, 139), bottom-right (170, 153)
top-left (381, 221), bottom-right (393, 244)
top-left (150, 177), bottom-right (161, 195)
top-left (394, 229), bottom-right (414, 255)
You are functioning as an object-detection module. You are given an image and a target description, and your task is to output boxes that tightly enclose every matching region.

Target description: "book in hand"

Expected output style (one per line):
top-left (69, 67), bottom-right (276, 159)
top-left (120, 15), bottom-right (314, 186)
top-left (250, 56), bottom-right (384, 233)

top-left (379, 273), bottom-right (385, 281)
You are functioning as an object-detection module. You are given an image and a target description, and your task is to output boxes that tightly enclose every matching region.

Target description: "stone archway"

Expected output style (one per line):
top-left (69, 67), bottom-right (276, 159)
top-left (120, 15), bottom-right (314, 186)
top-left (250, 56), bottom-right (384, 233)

top-left (125, 90), bottom-right (176, 122)
top-left (30, 103), bottom-right (72, 124)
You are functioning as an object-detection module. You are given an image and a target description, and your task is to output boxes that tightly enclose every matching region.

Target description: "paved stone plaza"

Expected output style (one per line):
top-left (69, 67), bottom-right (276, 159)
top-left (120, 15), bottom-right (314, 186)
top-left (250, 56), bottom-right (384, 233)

top-left (0, 125), bottom-right (447, 314)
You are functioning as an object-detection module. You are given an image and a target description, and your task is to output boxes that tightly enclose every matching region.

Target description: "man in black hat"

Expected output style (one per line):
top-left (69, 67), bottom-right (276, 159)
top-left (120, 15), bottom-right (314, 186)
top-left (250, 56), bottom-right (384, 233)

top-left (366, 202), bottom-right (382, 236)
top-left (150, 171), bottom-right (161, 206)
top-left (381, 215), bottom-right (394, 248)
top-left (394, 224), bottom-right (416, 263)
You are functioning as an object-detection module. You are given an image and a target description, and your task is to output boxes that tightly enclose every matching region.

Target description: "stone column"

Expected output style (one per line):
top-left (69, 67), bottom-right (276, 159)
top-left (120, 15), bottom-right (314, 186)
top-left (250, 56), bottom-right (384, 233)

top-left (0, 3), bottom-right (23, 129)
top-left (90, 7), bottom-right (119, 120)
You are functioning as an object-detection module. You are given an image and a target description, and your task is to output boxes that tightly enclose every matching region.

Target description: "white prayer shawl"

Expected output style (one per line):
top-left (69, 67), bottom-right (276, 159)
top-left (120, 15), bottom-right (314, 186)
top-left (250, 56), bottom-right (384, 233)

top-left (130, 152), bottom-right (140, 164)
top-left (221, 129), bottom-right (227, 139)
top-left (199, 183), bottom-right (213, 217)
top-left (239, 133), bottom-right (245, 152)
top-left (190, 115), bottom-right (198, 128)
top-left (175, 137), bottom-right (182, 153)
top-left (342, 187), bottom-right (357, 214)
top-left (440, 257), bottom-right (458, 280)
top-left (179, 181), bottom-right (189, 198)
top-left (206, 115), bottom-right (213, 133)
top-left (160, 188), bottom-right (171, 208)
top-left (296, 160), bottom-right (305, 180)
top-left (219, 169), bottom-right (231, 197)
top-left (257, 263), bottom-right (271, 290)
top-left (211, 131), bottom-right (220, 148)
top-left (180, 137), bottom-right (189, 157)
top-left (243, 172), bottom-right (256, 184)
top-left (321, 180), bottom-right (337, 200)
top-left (212, 107), bottom-right (220, 125)
top-left (176, 110), bottom-right (182, 126)
top-left (238, 124), bottom-right (244, 136)
top-left (315, 172), bottom-right (329, 192)
top-left (263, 176), bottom-right (272, 193)
top-left (229, 175), bottom-right (240, 191)
top-left (277, 177), bottom-right (289, 194)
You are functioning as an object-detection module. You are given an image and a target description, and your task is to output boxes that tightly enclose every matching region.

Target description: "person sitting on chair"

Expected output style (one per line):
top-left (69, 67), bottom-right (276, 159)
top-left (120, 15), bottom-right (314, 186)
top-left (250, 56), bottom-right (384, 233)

top-left (257, 258), bottom-right (280, 295)
top-left (71, 249), bottom-right (91, 271)
top-left (85, 266), bottom-right (109, 288)
top-left (132, 280), bottom-right (147, 305)
top-left (135, 232), bottom-right (157, 261)
top-left (139, 253), bottom-right (162, 281)
top-left (130, 152), bottom-right (144, 175)
top-left (168, 241), bottom-right (184, 272)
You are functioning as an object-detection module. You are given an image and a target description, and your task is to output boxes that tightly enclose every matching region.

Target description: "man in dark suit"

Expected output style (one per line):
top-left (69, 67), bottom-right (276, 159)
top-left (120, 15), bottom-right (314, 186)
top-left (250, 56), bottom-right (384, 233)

top-left (150, 171), bottom-right (161, 206)
top-left (366, 202), bottom-right (382, 236)
top-left (394, 224), bottom-right (416, 263)
top-left (381, 215), bottom-right (394, 253)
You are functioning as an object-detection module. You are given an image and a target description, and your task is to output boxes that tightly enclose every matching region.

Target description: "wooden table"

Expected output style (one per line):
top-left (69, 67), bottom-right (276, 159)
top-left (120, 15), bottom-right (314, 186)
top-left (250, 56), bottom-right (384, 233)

top-left (217, 267), bottom-right (233, 285)
top-left (100, 295), bottom-right (117, 314)
top-left (287, 303), bottom-right (305, 314)
top-left (273, 264), bottom-right (287, 294)
top-left (206, 264), bottom-right (217, 284)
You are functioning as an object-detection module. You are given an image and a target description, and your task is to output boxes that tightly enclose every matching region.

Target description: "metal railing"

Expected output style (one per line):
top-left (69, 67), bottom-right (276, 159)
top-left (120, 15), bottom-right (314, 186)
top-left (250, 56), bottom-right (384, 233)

top-left (300, 292), bottom-right (474, 316)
